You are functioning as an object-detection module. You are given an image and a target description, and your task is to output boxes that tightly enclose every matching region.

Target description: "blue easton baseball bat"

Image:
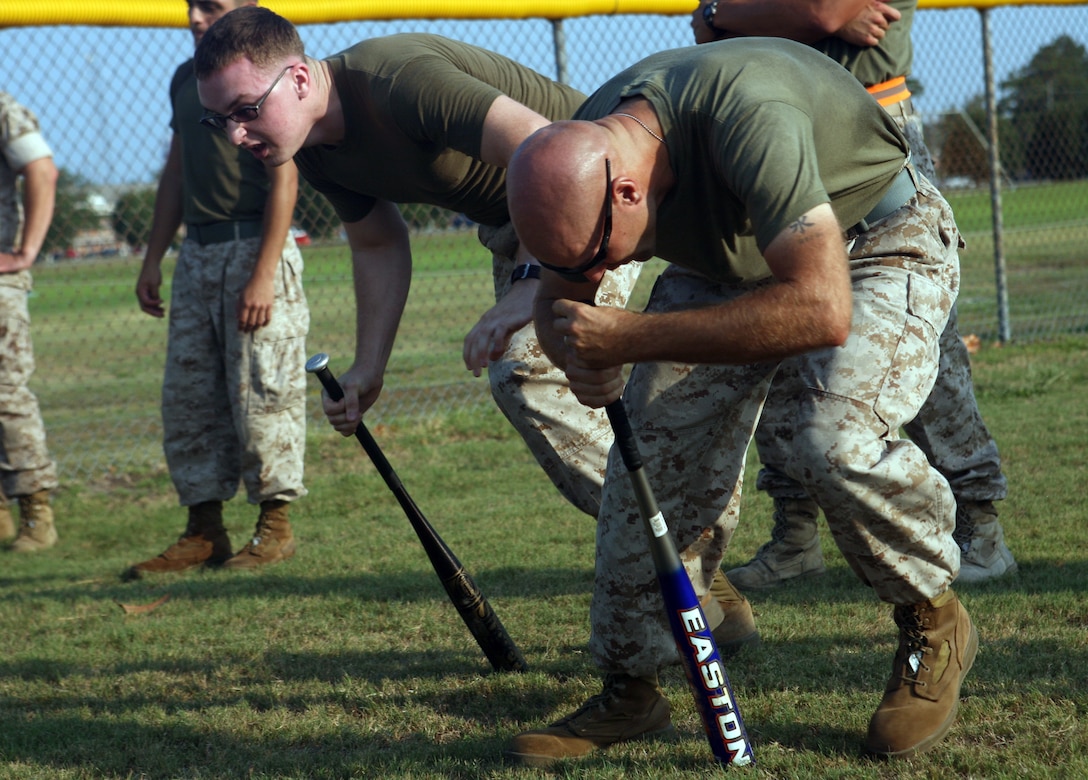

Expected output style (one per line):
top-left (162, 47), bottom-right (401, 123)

top-left (605, 399), bottom-right (755, 767)
top-left (306, 353), bottom-right (528, 674)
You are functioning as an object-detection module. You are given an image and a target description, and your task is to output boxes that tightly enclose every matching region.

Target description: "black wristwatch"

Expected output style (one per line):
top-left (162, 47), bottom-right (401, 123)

top-left (510, 263), bottom-right (541, 284)
top-left (702, 0), bottom-right (723, 33)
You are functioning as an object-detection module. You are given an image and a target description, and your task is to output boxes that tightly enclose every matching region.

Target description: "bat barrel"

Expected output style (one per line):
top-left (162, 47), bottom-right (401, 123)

top-left (605, 398), bottom-right (755, 766)
top-left (305, 352), bottom-right (528, 674)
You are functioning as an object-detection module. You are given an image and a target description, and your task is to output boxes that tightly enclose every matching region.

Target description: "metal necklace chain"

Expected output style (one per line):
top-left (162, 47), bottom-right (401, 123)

top-left (613, 112), bottom-right (665, 144)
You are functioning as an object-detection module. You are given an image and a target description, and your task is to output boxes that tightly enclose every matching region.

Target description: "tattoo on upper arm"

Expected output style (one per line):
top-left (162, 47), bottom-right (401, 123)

top-left (789, 215), bottom-right (816, 235)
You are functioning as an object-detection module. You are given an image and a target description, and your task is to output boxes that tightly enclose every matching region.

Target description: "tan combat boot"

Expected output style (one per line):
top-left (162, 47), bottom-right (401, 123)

top-left (725, 497), bottom-right (825, 589)
top-left (865, 589), bottom-right (978, 758)
top-left (123, 501), bottom-right (231, 579)
top-left (222, 499), bottom-right (296, 570)
top-left (704, 569), bottom-right (761, 657)
top-left (506, 672), bottom-right (676, 767)
top-left (953, 500), bottom-right (1018, 584)
top-left (10, 490), bottom-right (57, 552)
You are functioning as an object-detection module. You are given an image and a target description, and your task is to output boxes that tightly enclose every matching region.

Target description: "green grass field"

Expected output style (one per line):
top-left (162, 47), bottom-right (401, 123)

top-left (3, 180), bottom-right (1086, 777)
top-left (1, 326), bottom-right (1086, 777)
top-left (6, 180), bottom-right (1088, 774)
top-left (944, 179), bottom-right (1088, 341)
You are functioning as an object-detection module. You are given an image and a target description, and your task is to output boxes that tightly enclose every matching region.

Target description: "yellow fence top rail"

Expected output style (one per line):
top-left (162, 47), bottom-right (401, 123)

top-left (2, 0), bottom-right (1085, 28)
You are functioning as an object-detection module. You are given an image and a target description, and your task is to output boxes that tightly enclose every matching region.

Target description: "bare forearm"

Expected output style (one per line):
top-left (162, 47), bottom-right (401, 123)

top-left (617, 282), bottom-right (850, 367)
top-left (351, 246), bottom-right (411, 376)
top-left (252, 161), bottom-right (298, 282)
top-left (144, 141), bottom-right (185, 266)
top-left (17, 158), bottom-right (58, 262)
top-left (345, 203), bottom-right (414, 377)
top-left (144, 190), bottom-right (183, 266)
top-left (709, 0), bottom-right (871, 41)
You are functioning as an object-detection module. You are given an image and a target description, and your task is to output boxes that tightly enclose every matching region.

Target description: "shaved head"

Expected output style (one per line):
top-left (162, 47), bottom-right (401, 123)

top-left (507, 121), bottom-right (613, 269)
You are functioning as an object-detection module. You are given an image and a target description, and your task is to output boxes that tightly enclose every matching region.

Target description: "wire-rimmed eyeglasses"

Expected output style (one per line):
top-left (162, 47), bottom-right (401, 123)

top-left (199, 64), bottom-right (293, 131)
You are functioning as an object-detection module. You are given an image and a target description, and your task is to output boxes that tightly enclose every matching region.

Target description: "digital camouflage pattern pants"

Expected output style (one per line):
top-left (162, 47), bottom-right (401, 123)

top-left (756, 104), bottom-right (1007, 508)
top-left (162, 236), bottom-right (308, 507)
top-left (591, 173), bottom-right (963, 678)
top-left (0, 270), bottom-right (57, 498)
top-left (480, 222), bottom-right (642, 518)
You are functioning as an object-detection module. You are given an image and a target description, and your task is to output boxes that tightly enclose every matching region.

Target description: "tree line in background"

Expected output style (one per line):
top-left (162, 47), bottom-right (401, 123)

top-left (934, 35), bottom-right (1088, 184)
top-left (38, 33), bottom-right (1088, 258)
top-left (43, 167), bottom-right (466, 259)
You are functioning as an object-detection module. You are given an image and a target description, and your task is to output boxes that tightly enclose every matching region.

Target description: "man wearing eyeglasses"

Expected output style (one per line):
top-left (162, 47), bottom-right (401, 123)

top-left (191, 8), bottom-right (612, 516)
top-left (125, 0), bottom-right (309, 580)
top-left (191, 6), bottom-right (762, 657)
top-left (505, 38), bottom-right (974, 764)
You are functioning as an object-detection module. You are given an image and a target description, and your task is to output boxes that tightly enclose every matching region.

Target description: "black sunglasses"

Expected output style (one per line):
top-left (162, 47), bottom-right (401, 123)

top-left (536, 158), bottom-right (612, 283)
top-left (200, 64), bottom-right (293, 131)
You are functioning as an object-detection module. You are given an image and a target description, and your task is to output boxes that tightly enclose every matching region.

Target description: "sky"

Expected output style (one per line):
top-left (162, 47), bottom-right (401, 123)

top-left (4, 5), bottom-right (1088, 186)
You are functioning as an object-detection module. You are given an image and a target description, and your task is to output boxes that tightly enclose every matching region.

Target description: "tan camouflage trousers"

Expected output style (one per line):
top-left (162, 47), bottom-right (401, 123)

top-left (755, 109), bottom-right (1007, 506)
top-left (590, 176), bottom-right (962, 677)
top-left (0, 270), bottom-right (57, 497)
top-left (162, 237), bottom-right (308, 506)
top-left (480, 222), bottom-right (643, 518)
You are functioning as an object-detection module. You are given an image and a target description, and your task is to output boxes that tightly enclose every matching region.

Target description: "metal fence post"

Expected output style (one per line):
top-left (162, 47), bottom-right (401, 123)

top-left (981, 7), bottom-right (1011, 342)
top-left (551, 18), bottom-right (569, 85)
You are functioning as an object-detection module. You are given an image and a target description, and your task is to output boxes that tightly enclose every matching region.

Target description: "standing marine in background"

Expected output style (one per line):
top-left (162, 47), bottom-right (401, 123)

top-left (125, 0), bottom-right (309, 579)
top-left (693, 0), bottom-right (1017, 588)
top-left (0, 90), bottom-right (61, 552)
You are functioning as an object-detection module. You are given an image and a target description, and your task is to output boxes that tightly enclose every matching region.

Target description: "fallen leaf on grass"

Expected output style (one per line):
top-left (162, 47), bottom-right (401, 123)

top-left (115, 594), bottom-right (170, 615)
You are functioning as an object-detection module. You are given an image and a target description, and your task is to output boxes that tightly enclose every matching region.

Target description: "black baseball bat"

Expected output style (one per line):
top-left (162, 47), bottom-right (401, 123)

top-left (305, 353), bottom-right (527, 673)
top-left (604, 399), bottom-right (754, 766)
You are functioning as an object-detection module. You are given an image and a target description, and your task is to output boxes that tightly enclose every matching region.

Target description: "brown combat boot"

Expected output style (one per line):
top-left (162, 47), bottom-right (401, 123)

top-left (725, 497), bottom-right (825, 589)
top-left (123, 501), bottom-right (231, 579)
top-left (222, 500), bottom-right (296, 570)
top-left (10, 490), bottom-right (57, 552)
top-left (865, 589), bottom-right (978, 758)
top-left (507, 673), bottom-right (676, 767)
top-left (704, 569), bottom-right (761, 657)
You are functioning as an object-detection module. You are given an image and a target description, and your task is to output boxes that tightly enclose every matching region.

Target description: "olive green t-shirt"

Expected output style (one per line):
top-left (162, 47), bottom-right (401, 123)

top-left (813, 0), bottom-right (915, 87)
top-left (574, 38), bottom-right (909, 284)
top-left (293, 34), bottom-right (586, 228)
top-left (170, 59), bottom-right (269, 227)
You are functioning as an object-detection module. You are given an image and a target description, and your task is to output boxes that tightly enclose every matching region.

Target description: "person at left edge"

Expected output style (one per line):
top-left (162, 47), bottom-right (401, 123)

top-left (0, 90), bottom-right (60, 553)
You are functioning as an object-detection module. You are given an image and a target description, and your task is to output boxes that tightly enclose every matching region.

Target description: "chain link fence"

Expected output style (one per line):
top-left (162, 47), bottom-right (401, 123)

top-left (2, 2), bottom-right (1087, 481)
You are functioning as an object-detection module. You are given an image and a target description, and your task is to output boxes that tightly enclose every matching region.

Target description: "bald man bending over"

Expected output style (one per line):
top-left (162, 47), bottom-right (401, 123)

top-left (503, 39), bottom-right (975, 766)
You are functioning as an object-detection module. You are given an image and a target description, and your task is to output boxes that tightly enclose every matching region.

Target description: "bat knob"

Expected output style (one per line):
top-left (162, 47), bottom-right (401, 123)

top-left (305, 353), bottom-right (330, 374)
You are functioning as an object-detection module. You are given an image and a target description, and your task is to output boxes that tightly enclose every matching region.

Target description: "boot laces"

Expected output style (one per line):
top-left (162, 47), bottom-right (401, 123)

top-left (952, 503), bottom-right (975, 555)
top-left (769, 503), bottom-right (793, 544)
top-left (896, 607), bottom-right (933, 685)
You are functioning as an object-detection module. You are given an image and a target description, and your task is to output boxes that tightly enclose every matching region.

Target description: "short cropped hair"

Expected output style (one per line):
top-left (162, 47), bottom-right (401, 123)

top-left (194, 6), bottom-right (305, 78)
